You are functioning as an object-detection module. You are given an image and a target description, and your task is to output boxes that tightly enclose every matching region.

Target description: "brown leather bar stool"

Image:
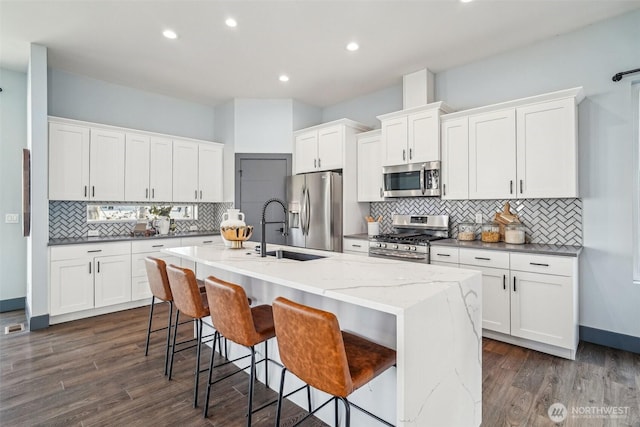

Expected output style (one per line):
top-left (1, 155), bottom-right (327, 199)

top-left (143, 257), bottom-right (208, 376)
top-left (202, 276), bottom-right (288, 426)
top-left (165, 264), bottom-right (215, 408)
top-left (272, 297), bottom-right (397, 427)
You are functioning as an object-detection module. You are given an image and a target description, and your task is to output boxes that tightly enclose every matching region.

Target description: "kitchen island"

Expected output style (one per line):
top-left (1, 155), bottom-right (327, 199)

top-left (164, 242), bottom-right (482, 427)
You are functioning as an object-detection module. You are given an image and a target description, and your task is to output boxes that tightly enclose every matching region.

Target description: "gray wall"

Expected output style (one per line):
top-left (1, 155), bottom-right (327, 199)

top-left (322, 84), bottom-right (403, 129)
top-left (323, 10), bottom-right (640, 338)
top-left (48, 68), bottom-right (216, 141)
top-left (0, 68), bottom-right (28, 304)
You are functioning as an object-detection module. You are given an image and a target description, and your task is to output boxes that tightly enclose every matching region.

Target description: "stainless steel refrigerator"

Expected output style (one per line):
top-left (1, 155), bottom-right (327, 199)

top-left (286, 171), bottom-right (342, 252)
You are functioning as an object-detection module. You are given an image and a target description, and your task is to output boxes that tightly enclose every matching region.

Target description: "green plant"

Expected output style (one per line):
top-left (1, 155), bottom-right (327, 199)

top-left (150, 205), bottom-right (172, 218)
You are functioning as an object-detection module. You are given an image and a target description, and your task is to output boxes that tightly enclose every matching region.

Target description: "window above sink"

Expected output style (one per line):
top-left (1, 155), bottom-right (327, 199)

top-left (86, 204), bottom-right (198, 223)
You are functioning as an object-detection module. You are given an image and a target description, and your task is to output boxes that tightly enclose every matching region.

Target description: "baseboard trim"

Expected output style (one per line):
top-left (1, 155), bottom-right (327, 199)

top-left (0, 297), bottom-right (26, 313)
top-left (580, 326), bottom-right (640, 354)
top-left (29, 314), bottom-right (49, 331)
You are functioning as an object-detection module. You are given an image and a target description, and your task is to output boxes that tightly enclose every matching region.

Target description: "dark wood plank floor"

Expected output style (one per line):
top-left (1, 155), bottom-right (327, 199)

top-left (1, 307), bottom-right (638, 426)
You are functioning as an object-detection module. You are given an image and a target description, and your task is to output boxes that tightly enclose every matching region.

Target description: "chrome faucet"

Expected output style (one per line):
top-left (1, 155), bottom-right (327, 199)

top-left (260, 198), bottom-right (288, 257)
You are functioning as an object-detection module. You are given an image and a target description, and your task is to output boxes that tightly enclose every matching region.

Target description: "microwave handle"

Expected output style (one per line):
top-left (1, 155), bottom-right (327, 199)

top-left (420, 165), bottom-right (426, 195)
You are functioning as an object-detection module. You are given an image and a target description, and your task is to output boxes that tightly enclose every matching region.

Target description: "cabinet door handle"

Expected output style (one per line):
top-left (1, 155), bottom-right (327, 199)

top-left (402, 149), bottom-right (406, 161)
top-left (409, 148), bottom-right (413, 160)
top-left (379, 187), bottom-right (383, 197)
top-left (152, 244), bottom-right (164, 248)
top-left (503, 274), bottom-right (506, 290)
top-left (513, 276), bottom-right (516, 292)
top-left (203, 240), bottom-right (213, 244)
top-left (152, 188), bottom-right (155, 199)
top-left (200, 190), bottom-right (203, 199)
top-left (146, 188), bottom-right (149, 199)
top-left (530, 262), bottom-right (549, 267)
top-left (509, 181), bottom-right (513, 194)
top-left (474, 256), bottom-right (491, 261)
top-left (443, 184), bottom-right (446, 196)
top-left (318, 158), bottom-right (321, 168)
top-left (84, 186), bottom-right (88, 197)
top-left (195, 190), bottom-right (198, 200)
top-left (87, 249), bottom-right (102, 253)
top-left (97, 261), bottom-right (100, 274)
top-left (520, 180), bottom-right (523, 194)
top-left (314, 159), bottom-right (317, 168)
top-left (436, 253), bottom-right (450, 257)
top-left (92, 186), bottom-right (95, 197)
top-left (89, 262), bottom-right (91, 274)
top-left (351, 244), bottom-right (362, 248)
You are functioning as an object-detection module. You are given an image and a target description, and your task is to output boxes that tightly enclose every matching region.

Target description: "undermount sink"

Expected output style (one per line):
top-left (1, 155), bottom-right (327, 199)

top-left (265, 250), bottom-right (326, 261)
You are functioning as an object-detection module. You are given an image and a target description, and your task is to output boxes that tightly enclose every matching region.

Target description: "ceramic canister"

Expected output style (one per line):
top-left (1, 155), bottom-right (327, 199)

top-left (220, 209), bottom-right (246, 247)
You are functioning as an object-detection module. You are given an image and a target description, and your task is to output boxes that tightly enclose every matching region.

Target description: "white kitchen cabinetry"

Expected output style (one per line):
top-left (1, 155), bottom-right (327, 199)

top-left (516, 98), bottom-right (578, 198)
top-left (429, 245), bottom-right (459, 267)
top-left (180, 236), bottom-right (220, 276)
top-left (131, 239), bottom-right (183, 301)
top-left (377, 102), bottom-right (451, 167)
top-left (173, 140), bottom-right (224, 202)
top-left (342, 237), bottom-right (368, 256)
top-left (50, 242), bottom-right (131, 316)
top-left (460, 248), bottom-right (578, 359)
top-left (441, 87), bottom-right (583, 201)
top-left (89, 129), bottom-right (126, 201)
top-left (356, 130), bottom-right (384, 202)
top-left (468, 109), bottom-right (517, 199)
top-left (49, 123), bottom-right (90, 200)
top-left (440, 117), bottom-right (469, 200)
top-left (125, 134), bottom-right (173, 202)
top-left (293, 120), bottom-right (369, 174)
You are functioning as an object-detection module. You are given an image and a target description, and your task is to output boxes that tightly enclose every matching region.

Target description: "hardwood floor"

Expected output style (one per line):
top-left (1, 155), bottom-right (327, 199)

top-left (1, 307), bottom-right (638, 426)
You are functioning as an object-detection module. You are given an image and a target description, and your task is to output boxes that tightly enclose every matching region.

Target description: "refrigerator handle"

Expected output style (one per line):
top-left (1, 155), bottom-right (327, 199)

top-left (300, 188), bottom-right (308, 235)
top-left (304, 187), bottom-right (311, 236)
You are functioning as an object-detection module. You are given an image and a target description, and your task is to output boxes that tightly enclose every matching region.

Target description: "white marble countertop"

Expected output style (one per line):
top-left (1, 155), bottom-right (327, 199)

top-left (164, 242), bottom-right (480, 315)
top-left (431, 238), bottom-right (582, 257)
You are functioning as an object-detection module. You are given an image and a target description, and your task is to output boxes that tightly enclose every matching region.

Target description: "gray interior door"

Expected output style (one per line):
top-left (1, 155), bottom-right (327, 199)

top-left (236, 154), bottom-right (291, 245)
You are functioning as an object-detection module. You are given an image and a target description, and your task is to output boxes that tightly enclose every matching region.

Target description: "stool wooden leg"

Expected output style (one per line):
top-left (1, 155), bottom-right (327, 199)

top-left (144, 296), bottom-right (156, 356)
top-left (247, 346), bottom-right (256, 426)
top-left (194, 318), bottom-right (203, 408)
top-left (168, 310), bottom-right (180, 380)
top-left (275, 367), bottom-right (288, 427)
top-left (163, 301), bottom-right (173, 376)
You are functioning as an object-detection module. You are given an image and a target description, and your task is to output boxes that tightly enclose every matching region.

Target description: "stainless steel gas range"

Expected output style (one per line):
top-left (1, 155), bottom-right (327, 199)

top-left (369, 214), bottom-right (449, 263)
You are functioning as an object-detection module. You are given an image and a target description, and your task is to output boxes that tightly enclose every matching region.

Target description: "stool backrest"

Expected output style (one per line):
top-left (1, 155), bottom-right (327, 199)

top-left (144, 257), bottom-right (172, 302)
top-left (272, 297), bottom-right (353, 397)
top-left (166, 264), bottom-right (208, 319)
top-left (204, 276), bottom-right (258, 347)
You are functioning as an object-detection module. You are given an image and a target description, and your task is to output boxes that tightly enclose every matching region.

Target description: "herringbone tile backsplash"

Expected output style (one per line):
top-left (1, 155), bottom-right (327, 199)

top-left (49, 201), bottom-right (233, 239)
top-left (370, 198), bottom-right (582, 246)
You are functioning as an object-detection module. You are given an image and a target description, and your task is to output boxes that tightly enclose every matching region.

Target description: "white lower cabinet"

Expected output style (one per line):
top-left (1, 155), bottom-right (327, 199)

top-left (130, 239), bottom-right (183, 301)
top-left (50, 242), bottom-right (131, 316)
top-left (342, 237), bottom-right (368, 256)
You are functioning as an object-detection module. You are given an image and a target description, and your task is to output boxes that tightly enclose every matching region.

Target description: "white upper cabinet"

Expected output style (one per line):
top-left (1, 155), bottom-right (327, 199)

top-left (443, 87), bottom-right (583, 200)
top-left (198, 143), bottom-right (224, 202)
top-left (89, 128), bottom-right (125, 201)
top-left (468, 109), bottom-right (517, 199)
top-left (124, 133), bottom-right (151, 201)
top-left (173, 139), bottom-right (200, 202)
top-left (357, 130), bottom-right (384, 202)
top-left (516, 97), bottom-right (577, 198)
top-left (293, 119), bottom-right (369, 175)
top-left (149, 137), bottom-right (173, 202)
top-left (49, 122), bottom-right (90, 200)
top-left (441, 117), bottom-right (469, 200)
top-left (378, 102), bottom-right (451, 167)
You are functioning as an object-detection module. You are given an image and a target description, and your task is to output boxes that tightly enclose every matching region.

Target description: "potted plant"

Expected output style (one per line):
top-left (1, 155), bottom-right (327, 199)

top-left (150, 205), bottom-right (172, 235)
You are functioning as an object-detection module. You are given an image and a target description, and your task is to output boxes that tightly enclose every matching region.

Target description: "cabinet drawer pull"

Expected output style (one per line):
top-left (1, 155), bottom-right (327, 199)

top-left (351, 244), bottom-right (362, 248)
top-left (87, 249), bottom-right (102, 253)
top-left (474, 256), bottom-right (490, 261)
top-left (530, 262), bottom-right (549, 267)
top-left (503, 274), bottom-right (506, 290)
top-left (152, 244), bottom-right (164, 248)
top-left (436, 253), bottom-right (450, 257)
top-left (513, 276), bottom-right (516, 292)
top-left (202, 240), bottom-right (213, 244)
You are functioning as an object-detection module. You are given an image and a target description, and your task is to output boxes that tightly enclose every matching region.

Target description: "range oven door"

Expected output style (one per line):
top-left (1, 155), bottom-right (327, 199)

top-left (369, 248), bottom-right (429, 263)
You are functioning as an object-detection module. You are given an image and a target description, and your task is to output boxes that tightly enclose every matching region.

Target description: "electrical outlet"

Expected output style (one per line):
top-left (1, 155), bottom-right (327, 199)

top-left (5, 214), bottom-right (19, 224)
top-left (189, 225), bottom-right (198, 231)
top-left (475, 213), bottom-right (483, 223)
top-left (87, 230), bottom-right (100, 237)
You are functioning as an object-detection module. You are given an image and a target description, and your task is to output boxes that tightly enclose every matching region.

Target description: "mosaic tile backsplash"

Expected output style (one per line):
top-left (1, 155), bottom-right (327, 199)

top-left (370, 198), bottom-right (582, 246)
top-left (49, 201), bottom-right (233, 239)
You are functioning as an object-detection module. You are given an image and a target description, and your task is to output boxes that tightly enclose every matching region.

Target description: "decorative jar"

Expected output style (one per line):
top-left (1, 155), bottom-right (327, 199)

top-left (220, 209), bottom-right (246, 247)
top-left (457, 222), bottom-right (477, 241)
top-left (504, 223), bottom-right (526, 244)
top-left (481, 222), bottom-right (501, 243)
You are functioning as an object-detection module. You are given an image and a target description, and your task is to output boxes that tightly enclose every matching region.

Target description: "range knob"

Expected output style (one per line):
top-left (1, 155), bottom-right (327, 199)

top-left (381, 243), bottom-right (387, 248)
top-left (404, 246), bottom-right (411, 251)
top-left (392, 244), bottom-right (398, 249)
top-left (411, 246), bottom-right (417, 251)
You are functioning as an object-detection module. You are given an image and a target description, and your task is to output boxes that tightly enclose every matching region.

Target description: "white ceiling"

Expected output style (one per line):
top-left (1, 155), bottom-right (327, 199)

top-left (2, 0), bottom-right (639, 107)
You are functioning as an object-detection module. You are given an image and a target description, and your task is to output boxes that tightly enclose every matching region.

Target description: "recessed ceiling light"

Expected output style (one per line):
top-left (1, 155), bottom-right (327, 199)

top-left (162, 29), bottom-right (178, 39)
top-left (225, 18), bottom-right (237, 28)
top-left (346, 42), bottom-right (359, 52)
top-left (460, 0), bottom-right (473, 3)
top-left (279, 75), bottom-right (290, 82)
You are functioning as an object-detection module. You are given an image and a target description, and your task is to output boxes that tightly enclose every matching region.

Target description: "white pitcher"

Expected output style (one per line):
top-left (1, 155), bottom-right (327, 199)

top-left (220, 209), bottom-right (246, 247)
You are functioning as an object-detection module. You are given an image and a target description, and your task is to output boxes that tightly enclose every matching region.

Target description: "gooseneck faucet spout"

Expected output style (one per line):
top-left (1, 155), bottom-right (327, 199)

top-left (260, 198), bottom-right (289, 257)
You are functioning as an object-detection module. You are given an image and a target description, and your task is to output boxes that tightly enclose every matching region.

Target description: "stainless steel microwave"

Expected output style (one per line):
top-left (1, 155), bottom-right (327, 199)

top-left (382, 161), bottom-right (440, 197)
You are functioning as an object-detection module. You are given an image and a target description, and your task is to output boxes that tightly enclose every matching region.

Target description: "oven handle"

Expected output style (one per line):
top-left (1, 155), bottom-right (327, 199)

top-left (369, 250), bottom-right (428, 262)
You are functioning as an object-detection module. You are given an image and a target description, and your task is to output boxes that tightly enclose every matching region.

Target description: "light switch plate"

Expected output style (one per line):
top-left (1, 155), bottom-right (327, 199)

top-left (87, 230), bottom-right (100, 237)
top-left (5, 214), bottom-right (19, 224)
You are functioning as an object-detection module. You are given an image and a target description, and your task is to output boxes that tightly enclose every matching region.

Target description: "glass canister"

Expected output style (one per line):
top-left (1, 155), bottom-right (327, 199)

top-left (504, 223), bottom-right (526, 244)
top-left (481, 222), bottom-right (501, 243)
top-left (457, 222), bottom-right (477, 241)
